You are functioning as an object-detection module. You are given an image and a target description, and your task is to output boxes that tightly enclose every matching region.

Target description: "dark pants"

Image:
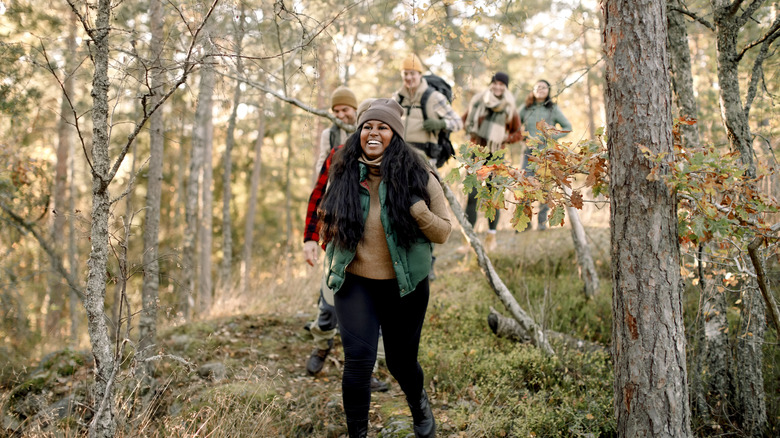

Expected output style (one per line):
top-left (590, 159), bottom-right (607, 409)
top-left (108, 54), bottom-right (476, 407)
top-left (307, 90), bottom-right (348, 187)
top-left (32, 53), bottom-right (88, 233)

top-left (334, 273), bottom-right (429, 423)
top-left (521, 148), bottom-right (549, 228)
top-left (316, 289), bottom-right (338, 331)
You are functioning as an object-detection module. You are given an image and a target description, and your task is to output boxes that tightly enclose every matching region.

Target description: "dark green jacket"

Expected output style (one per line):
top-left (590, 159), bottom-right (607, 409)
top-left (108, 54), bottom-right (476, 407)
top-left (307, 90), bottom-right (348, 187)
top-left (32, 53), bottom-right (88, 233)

top-left (324, 163), bottom-right (433, 297)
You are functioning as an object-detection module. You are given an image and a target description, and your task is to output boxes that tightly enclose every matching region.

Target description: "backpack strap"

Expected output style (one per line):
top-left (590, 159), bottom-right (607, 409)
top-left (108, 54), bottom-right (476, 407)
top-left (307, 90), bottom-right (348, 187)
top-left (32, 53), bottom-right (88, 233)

top-left (328, 124), bottom-right (340, 150)
top-left (397, 89), bottom-right (435, 122)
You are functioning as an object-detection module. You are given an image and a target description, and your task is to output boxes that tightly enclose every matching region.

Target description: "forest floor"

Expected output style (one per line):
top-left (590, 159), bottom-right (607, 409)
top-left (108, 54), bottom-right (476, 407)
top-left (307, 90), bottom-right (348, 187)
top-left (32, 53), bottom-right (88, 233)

top-left (1, 225), bottom-right (620, 437)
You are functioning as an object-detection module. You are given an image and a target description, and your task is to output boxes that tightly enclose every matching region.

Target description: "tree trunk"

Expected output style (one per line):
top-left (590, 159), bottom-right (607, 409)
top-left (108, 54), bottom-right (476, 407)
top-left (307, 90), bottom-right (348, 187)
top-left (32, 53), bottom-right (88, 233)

top-left (692, 267), bottom-right (732, 427)
top-left (47, 11), bottom-right (77, 338)
top-left (139, 0), bottom-right (165, 383)
top-left (241, 98), bottom-right (266, 295)
top-left (83, 1), bottom-right (117, 435)
top-left (439, 180), bottom-right (554, 355)
top-left (581, 30), bottom-right (597, 140)
top-left (735, 282), bottom-right (767, 435)
top-left (182, 71), bottom-right (206, 319)
top-left (197, 60), bottom-right (215, 315)
top-left (602, 1), bottom-right (691, 436)
top-left (563, 186), bottom-right (599, 298)
top-left (667, 0), bottom-right (702, 149)
top-left (220, 13), bottom-right (245, 291)
top-left (711, 0), bottom-right (755, 177)
top-left (711, 2), bottom-right (767, 432)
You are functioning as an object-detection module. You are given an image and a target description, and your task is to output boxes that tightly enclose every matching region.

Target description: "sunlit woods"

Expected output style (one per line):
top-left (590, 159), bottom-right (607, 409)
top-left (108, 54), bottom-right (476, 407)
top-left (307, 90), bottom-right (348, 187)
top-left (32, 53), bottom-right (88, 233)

top-left (1, 0), bottom-right (779, 436)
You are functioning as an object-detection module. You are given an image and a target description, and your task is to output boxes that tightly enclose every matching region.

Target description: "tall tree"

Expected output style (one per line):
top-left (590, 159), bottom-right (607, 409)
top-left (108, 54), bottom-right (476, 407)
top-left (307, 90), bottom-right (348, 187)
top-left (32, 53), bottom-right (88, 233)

top-left (47, 10), bottom-right (78, 338)
top-left (138, 0), bottom-right (166, 383)
top-left (602, 0), bottom-right (691, 436)
top-left (197, 46), bottom-right (216, 314)
top-left (220, 6), bottom-right (246, 290)
top-left (240, 97), bottom-right (266, 294)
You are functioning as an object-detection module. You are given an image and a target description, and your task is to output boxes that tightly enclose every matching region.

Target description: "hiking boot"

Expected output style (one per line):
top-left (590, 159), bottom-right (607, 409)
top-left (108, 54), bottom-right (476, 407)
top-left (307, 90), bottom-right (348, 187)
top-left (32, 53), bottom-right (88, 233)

top-left (370, 376), bottom-right (389, 392)
top-left (407, 388), bottom-right (436, 437)
top-left (306, 338), bottom-right (333, 375)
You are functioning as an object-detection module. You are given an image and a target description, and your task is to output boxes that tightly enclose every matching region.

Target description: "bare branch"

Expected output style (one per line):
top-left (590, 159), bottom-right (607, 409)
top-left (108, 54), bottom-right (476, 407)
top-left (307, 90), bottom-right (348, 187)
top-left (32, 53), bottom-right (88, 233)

top-left (105, 0), bottom-right (221, 184)
top-left (668, 6), bottom-right (715, 31)
top-left (742, 15), bottom-right (780, 116)
top-left (737, 14), bottom-right (780, 60)
top-left (0, 202), bottom-right (85, 301)
top-left (747, 236), bottom-right (780, 340)
top-left (737, 0), bottom-right (767, 28)
top-left (37, 41), bottom-right (96, 176)
top-left (229, 73), bottom-right (356, 132)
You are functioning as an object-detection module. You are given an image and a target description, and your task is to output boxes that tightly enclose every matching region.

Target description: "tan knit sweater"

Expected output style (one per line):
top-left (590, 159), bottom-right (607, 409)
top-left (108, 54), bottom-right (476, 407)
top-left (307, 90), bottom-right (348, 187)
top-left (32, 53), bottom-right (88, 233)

top-left (346, 163), bottom-right (452, 280)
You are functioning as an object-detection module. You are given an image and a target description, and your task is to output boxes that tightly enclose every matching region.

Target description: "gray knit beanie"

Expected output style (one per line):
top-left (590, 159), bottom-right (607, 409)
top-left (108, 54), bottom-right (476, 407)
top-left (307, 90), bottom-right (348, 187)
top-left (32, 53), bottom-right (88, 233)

top-left (357, 98), bottom-right (404, 136)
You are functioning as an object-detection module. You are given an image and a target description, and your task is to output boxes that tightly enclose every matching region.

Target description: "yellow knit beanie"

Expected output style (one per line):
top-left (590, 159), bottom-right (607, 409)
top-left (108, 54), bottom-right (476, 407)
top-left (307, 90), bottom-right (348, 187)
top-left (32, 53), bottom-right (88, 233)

top-left (401, 54), bottom-right (423, 73)
top-left (330, 86), bottom-right (357, 110)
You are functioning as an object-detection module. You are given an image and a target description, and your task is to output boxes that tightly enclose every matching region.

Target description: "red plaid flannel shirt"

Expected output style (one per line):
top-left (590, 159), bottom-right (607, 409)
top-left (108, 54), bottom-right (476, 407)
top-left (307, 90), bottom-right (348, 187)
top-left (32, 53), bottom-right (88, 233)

top-left (304, 145), bottom-right (343, 245)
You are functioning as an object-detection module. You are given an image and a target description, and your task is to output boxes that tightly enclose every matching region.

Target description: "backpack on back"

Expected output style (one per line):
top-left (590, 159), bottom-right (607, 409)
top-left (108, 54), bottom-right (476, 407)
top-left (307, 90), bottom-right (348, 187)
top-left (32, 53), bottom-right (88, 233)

top-left (397, 74), bottom-right (456, 168)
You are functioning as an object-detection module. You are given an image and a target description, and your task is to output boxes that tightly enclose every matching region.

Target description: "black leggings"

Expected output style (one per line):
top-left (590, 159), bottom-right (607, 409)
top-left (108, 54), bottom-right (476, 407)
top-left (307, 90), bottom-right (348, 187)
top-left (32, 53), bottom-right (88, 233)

top-left (334, 273), bottom-right (430, 422)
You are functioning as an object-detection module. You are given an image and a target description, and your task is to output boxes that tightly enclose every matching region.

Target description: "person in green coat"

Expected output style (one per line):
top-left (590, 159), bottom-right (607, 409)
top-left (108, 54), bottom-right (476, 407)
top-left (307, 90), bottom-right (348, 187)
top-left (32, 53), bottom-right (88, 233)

top-left (519, 79), bottom-right (572, 230)
top-left (318, 98), bottom-right (451, 438)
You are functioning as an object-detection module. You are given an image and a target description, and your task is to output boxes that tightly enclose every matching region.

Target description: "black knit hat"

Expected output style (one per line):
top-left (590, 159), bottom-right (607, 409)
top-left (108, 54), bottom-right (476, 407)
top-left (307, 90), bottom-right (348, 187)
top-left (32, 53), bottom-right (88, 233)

top-left (357, 98), bottom-right (405, 136)
top-left (491, 72), bottom-right (510, 86)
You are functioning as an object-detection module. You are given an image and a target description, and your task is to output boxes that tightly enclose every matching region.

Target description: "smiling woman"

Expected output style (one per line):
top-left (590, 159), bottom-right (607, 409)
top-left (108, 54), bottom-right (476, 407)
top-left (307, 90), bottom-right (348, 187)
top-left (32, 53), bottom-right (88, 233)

top-left (316, 98), bottom-right (451, 437)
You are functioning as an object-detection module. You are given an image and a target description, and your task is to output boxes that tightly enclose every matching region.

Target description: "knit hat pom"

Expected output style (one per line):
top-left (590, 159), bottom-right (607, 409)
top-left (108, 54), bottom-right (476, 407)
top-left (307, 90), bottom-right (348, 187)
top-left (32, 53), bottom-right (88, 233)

top-left (331, 86), bottom-right (358, 109)
top-left (357, 98), bottom-right (404, 137)
top-left (401, 54), bottom-right (423, 73)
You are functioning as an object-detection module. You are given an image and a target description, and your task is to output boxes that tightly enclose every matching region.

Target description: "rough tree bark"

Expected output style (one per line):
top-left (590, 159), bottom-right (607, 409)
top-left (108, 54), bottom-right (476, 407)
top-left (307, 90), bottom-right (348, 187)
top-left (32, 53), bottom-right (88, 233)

top-left (78, 0), bottom-right (118, 434)
top-left (138, 0), bottom-right (165, 383)
top-left (667, 0), bottom-right (702, 149)
top-left (602, 0), bottom-right (691, 436)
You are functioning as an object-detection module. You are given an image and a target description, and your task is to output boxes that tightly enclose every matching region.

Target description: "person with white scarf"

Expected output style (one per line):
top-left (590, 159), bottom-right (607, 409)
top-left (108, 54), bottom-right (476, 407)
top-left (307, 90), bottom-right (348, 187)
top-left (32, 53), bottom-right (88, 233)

top-left (461, 72), bottom-right (523, 251)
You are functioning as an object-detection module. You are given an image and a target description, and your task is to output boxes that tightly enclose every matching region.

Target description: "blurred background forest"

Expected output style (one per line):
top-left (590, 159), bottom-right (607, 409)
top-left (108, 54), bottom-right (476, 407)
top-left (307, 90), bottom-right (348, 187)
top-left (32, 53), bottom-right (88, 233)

top-left (1, 0), bottom-right (779, 436)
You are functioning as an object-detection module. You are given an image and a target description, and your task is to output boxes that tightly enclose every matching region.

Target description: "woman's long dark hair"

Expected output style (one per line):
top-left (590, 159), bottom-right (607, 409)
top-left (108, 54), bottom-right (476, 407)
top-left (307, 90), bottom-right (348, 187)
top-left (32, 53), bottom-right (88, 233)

top-left (318, 124), bottom-right (433, 251)
top-left (524, 79), bottom-right (554, 109)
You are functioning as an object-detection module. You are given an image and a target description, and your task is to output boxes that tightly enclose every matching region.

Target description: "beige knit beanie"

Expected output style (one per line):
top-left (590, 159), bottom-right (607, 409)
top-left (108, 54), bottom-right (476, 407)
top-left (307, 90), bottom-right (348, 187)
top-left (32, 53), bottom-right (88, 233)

top-left (330, 86), bottom-right (357, 109)
top-left (401, 54), bottom-right (423, 73)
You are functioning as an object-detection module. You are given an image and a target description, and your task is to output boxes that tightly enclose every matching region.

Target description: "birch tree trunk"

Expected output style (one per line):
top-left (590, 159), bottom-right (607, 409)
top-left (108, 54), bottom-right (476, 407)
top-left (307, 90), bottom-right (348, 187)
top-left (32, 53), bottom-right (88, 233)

top-left (197, 60), bottom-right (215, 314)
top-left (241, 98), bottom-right (266, 294)
top-left (81, 1), bottom-right (117, 434)
top-left (667, 0), bottom-right (702, 149)
top-left (602, 1), bottom-right (691, 436)
top-left (220, 13), bottom-right (245, 291)
top-left (139, 0), bottom-right (165, 382)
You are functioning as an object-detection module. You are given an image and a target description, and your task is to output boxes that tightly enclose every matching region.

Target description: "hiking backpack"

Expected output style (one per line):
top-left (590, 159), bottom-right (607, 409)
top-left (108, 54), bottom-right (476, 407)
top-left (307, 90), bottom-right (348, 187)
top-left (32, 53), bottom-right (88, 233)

top-left (397, 74), bottom-right (456, 168)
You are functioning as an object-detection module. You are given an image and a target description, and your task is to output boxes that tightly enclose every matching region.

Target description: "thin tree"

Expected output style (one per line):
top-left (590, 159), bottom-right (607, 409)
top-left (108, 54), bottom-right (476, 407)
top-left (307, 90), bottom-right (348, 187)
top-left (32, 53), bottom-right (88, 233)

top-left (138, 0), bottom-right (166, 385)
top-left (603, 0), bottom-right (691, 436)
top-left (220, 6), bottom-right (246, 291)
top-left (240, 96), bottom-right (266, 295)
top-left (63, 0), bottom-right (218, 434)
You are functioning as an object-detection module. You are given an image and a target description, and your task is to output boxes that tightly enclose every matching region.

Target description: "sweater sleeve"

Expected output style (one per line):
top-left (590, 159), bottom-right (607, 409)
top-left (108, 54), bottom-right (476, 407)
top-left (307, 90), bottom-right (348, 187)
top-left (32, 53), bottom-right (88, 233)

top-left (552, 106), bottom-right (572, 140)
top-left (410, 174), bottom-right (452, 244)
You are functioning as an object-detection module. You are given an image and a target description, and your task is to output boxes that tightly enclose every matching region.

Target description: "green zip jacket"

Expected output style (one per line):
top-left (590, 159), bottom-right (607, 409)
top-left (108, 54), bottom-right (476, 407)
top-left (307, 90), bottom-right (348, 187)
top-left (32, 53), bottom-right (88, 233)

top-left (324, 163), bottom-right (450, 297)
top-left (519, 103), bottom-right (572, 142)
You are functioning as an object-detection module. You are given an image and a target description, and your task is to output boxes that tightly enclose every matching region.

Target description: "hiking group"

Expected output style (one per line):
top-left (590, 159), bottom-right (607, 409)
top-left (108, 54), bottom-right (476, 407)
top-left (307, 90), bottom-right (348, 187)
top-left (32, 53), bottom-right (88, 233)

top-left (301, 54), bottom-right (572, 438)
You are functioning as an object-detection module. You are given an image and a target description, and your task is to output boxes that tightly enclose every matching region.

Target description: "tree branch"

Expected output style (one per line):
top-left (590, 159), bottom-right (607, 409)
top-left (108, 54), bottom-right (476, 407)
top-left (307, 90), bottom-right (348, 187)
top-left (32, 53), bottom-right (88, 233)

top-left (737, 0), bottom-right (767, 28)
top-left (747, 236), bottom-right (780, 340)
top-left (105, 0), bottom-right (221, 185)
top-left (668, 6), bottom-right (715, 31)
top-left (737, 14), bottom-right (780, 60)
top-left (0, 202), bottom-right (85, 301)
top-left (438, 175), bottom-right (554, 355)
